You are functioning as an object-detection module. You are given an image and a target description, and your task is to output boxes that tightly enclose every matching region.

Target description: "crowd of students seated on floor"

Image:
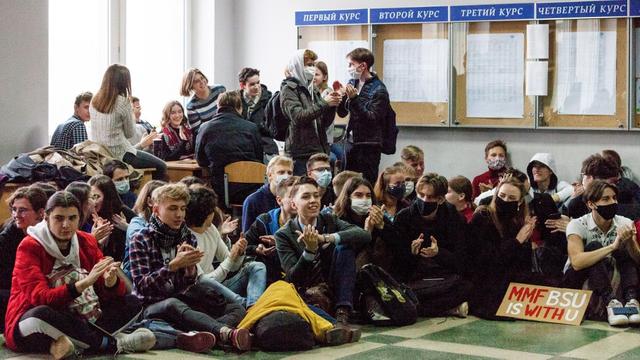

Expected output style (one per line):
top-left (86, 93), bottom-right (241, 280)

top-left (4, 48), bottom-right (640, 357)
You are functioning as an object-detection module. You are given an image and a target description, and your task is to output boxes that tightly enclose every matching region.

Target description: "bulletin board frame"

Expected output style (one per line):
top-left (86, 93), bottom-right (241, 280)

top-left (372, 23), bottom-right (450, 127)
top-left (632, 18), bottom-right (640, 130)
top-left (452, 21), bottom-right (536, 128)
top-left (539, 18), bottom-right (629, 130)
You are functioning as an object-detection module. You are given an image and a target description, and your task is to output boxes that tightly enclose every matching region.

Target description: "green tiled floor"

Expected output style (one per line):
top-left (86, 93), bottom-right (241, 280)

top-left (4, 317), bottom-right (640, 359)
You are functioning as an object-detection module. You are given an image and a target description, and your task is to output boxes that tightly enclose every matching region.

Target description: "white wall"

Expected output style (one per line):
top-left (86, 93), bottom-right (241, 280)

top-left (231, 0), bottom-right (640, 183)
top-left (0, 0), bottom-right (48, 164)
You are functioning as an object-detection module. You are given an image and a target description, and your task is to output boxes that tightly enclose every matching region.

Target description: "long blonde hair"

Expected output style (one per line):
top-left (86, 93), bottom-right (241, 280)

top-left (92, 64), bottom-right (132, 113)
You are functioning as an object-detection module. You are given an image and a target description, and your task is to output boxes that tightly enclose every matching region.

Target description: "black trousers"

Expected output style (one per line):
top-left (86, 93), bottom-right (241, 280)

top-left (15, 294), bottom-right (142, 353)
top-left (345, 144), bottom-right (381, 184)
top-left (563, 241), bottom-right (639, 302)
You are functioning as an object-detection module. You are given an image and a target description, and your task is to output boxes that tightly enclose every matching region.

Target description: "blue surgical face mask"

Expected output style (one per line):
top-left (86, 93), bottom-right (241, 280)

top-left (404, 181), bottom-right (415, 198)
top-left (274, 174), bottom-right (291, 186)
top-left (314, 170), bottom-right (332, 188)
top-left (115, 179), bottom-right (130, 195)
top-left (351, 198), bottom-right (372, 216)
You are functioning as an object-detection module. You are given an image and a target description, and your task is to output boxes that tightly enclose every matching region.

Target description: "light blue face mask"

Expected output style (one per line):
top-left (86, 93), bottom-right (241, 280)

top-left (115, 179), bottom-right (130, 195)
top-left (314, 170), bottom-right (332, 188)
top-left (275, 174), bottom-right (291, 186)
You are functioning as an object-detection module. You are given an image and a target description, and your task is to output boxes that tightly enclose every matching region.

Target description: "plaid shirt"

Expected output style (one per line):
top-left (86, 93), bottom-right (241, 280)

top-left (129, 224), bottom-right (198, 305)
top-left (50, 116), bottom-right (88, 150)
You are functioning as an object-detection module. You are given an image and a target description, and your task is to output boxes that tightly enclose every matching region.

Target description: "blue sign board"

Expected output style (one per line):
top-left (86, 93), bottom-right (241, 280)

top-left (370, 6), bottom-right (448, 24)
top-left (295, 9), bottom-right (368, 26)
top-left (450, 3), bottom-right (535, 21)
top-left (536, 1), bottom-right (627, 19)
top-left (629, 0), bottom-right (640, 17)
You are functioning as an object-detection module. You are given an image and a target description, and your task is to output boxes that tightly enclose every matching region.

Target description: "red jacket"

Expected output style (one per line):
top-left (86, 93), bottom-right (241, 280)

top-left (4, 231), bottom-right (126, 350)
top-left (471, 168), bottom-right (504, 200)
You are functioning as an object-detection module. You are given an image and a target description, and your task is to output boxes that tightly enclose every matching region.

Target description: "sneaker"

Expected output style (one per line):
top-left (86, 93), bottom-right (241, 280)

top-left (115, 328), bottom-right (156, 353)
top-left (448, 302), bottom-right (469, 318)
top-left (229, 328), bottom-right (252, 351)
top-left (335, 306), bottom-right (351, 326)
top-left (626, 299), bottom-right (640, 325)
top-left (607, 299), bottom-right (629, 327)
top-left (49, 335), bottom-right (75, 360)
top-left (177, 331), bottom-right (216, 353)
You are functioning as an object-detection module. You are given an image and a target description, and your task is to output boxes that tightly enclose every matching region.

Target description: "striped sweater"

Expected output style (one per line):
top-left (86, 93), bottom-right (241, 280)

top-left (186, 84), bottom-right (226, 135)
top-left (89, 95), bottom-right (137, 160)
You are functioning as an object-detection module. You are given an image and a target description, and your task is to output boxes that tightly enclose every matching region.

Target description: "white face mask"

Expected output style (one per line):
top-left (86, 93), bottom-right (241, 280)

top-left (348, 64), bottom-right (362, 80)
top-left (404, 181), bottom-right (415, 198)
top-left (351, 198), bottom-right (372, 216)
top-left (304, 66), bottom-right (316, 82)
top-left (274, 174), bottom-right (290, 186)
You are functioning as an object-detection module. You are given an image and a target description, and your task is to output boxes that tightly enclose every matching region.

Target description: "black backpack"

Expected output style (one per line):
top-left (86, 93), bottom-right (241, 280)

top-left (381, 106), bottom-right (398, 155)
top-left (357, 264), bottom-right (417, 326)
top-left (253, 311), bottom-right (315, 351)
top-left (264, 90), bottom-right (289, 141)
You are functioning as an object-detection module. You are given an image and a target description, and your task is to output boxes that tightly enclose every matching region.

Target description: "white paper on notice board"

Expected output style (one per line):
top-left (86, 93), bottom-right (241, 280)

top-left (636, 79), bottom-right (640, 114)
top-left (383, 39), bottom-right (449, 103)
top-left (636, 29), bottom-right (640, 78)
top-left (526, 61), bottom-right (548, 96)
top-left (555, 31), bottom-right (616, 116)
top-left (307, 40), bottom-right (369, 86)
top-left (526, 24), bottom-right (549, 59)
top-left (466, 33), bottom-right (524, 119)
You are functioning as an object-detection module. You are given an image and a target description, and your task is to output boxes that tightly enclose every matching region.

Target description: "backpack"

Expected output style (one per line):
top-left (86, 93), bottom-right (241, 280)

top-left (357, 264), bottom-right (418, 326)
top-left (264, 90), bottom-right (289, 141)
top-left (381, 106), bottom-right (398, 155)
top-left (253, 311), bottom-right (315, 351)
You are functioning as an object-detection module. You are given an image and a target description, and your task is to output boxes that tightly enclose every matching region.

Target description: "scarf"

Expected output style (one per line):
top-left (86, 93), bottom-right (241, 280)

top-left (148, 214), bottom-right (193, 251)
top-left (162, 124), bottom-right (192, 149)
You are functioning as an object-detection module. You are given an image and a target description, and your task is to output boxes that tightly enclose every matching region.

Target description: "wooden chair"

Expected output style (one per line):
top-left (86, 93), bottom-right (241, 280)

top-left (223, 161), bottom-right (267, 210)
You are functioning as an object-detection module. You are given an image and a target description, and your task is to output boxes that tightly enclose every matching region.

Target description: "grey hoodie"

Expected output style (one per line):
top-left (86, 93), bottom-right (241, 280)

top-left (27, 220), bottom-right (80, 270)
top-left (526, 153), bottom-right (573, 204)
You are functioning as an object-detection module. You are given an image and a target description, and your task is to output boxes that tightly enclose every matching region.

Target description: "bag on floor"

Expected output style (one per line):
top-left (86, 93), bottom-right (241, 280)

top-left (357, 264), bottom-right (418, 326)
top-left (253, 311), bottom-right (315, 351)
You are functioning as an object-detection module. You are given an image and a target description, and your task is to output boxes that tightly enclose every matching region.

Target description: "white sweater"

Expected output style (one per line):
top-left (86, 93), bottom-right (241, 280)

top-left (89, 95), bottom-right (137, 160)
top-left (191, 225), bottom-right (243, 281)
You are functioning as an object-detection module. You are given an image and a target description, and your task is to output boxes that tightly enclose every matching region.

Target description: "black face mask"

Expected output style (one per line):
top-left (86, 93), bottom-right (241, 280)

top-left (387, 184), bottom-right (406, 200)
top-left (596, 203), bottom-right (617, 220)
top-left (417, 198), bottom-right (439, 216)
top-left (495, 197), bottom-right (520, 217)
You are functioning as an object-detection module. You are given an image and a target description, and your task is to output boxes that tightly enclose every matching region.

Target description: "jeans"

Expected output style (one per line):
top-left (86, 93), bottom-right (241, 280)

top-left (203, 262), bottom-right (267, 307)
top-left (143, 297), bottom-right (245, 338)
top-left (123, 150), bottom-right (167, 180)
top-left (293, 157), bottom-right (309, 176)
top-left (563, 241), bottom-right (639, 303)
top-left (345, 144), bottom-right (381, 184)
top-left (312, 244), bottom-right (357, 310)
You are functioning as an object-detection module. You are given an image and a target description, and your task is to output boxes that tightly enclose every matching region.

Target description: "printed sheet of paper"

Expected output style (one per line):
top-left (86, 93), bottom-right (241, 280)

top-left (636, 29), bottom-right (640, 78)
top-left (526, 60), bottom-right (548, 96)
top-left (555, 31), bottom-right (616, 115)
top-left (382, 39), bottom-right (449, 103)
top-left (466, 33), bottom-right (524, 118)
top-left (526, 24), bottom-right (549, 59)
top-left (636, 79), bottom-right (640, 114)
top-left (307, 40), bottom-right (369, 85)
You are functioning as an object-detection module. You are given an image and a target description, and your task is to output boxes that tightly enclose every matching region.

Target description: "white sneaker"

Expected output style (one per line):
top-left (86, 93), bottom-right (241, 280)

top-left (448, 301), bottom-right (469, 318)
top-left (115, 328), bottom-right (156, 353)
top-left (607, 299), bottom-right (629, 327)
top-left (625, 299), bottom-right (640, 325)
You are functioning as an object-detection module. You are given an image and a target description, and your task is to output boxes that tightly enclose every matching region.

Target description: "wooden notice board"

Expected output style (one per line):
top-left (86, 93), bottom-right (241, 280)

top-left (373, 23), bottom-right (449, 126)
top-left (453, 21), bottom-right (534, 127)
top-left (299, 25), bottom-right (369, 126)
top-left (541, 18), bottom-right (628, 129)
top-left (634, 18), bottom-right (640, 129)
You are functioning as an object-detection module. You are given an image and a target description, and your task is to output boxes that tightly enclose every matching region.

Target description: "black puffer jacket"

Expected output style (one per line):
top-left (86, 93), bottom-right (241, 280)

top-left (195, 107), bottom-right (264, 197)
top-left (280, 78), bottom-right (334, 159)
top-left (241, 85), bottom-right (278, 155)
top-left (337, 74), bottom-right (390, 146)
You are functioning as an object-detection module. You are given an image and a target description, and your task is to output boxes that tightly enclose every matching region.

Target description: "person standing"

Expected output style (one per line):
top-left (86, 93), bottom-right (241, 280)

top-left (337, 48), bottom-right (392, 184)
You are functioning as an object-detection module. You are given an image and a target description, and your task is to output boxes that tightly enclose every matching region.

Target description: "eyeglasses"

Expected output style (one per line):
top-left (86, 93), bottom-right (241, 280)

top-left (312, 167), bottom-right (331, 173)
top-left (11, 207), bottom-right (33, 216)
